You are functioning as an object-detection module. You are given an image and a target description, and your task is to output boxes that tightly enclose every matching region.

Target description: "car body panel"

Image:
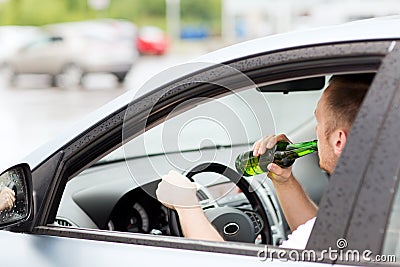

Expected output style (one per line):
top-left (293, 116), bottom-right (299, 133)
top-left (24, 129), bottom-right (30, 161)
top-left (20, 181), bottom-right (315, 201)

top-left (342, 47), bottom-right (400, 253)
top-left (0, 230), bottom-right (276, 267)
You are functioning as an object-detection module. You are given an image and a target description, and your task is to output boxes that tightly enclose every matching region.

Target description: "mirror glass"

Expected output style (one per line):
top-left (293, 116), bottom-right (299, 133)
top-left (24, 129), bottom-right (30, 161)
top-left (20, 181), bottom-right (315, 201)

top-left (0, 164), bottom-right (31, 227)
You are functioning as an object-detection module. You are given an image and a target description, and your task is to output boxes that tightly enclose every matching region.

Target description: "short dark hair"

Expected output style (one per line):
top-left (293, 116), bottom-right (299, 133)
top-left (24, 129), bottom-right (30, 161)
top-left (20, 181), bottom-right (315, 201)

top-left (324, 73), bottom-right (375, 135)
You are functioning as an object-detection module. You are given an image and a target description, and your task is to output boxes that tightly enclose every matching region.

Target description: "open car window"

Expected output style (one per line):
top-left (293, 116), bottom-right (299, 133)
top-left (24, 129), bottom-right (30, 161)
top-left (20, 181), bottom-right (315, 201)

top-left (56, 77), bottom-right (327, 247)
top-left (100, 89), bottom-right (322, 162)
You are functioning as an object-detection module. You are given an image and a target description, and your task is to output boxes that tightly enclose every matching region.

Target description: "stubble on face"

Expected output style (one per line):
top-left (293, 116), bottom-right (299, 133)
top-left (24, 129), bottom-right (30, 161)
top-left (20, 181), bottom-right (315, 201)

top-left (315, 91), bottom-right (339, 175)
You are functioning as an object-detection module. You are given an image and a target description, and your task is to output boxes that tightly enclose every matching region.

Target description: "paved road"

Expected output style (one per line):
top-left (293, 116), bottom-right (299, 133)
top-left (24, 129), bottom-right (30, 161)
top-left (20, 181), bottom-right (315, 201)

top-left (0, 46), bottom-right (209, 170)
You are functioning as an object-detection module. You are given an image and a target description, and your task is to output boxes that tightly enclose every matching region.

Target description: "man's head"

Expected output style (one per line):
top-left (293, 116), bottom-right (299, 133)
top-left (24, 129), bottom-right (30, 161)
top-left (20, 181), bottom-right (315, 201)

top-left (314, 73), bottom-right (374, 174)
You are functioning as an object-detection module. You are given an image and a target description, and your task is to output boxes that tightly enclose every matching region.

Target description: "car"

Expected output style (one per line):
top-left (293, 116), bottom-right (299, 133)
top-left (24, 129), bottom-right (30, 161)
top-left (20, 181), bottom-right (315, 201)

top-left (0, 25), bottom-right (40, 61)
top-left (136, 26), bottom-right (169, 55)
top-left (0, 26), bottom-right (40, 85)
top-left (1, 16), bottom-right (400, 266)
top-left (2, 20), bottom-right (138, 88)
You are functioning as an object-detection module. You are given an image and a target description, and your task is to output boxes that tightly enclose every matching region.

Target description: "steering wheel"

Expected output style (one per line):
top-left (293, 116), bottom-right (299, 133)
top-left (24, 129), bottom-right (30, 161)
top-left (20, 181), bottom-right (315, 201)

top-left (168, 162), bottom-right (272, 244)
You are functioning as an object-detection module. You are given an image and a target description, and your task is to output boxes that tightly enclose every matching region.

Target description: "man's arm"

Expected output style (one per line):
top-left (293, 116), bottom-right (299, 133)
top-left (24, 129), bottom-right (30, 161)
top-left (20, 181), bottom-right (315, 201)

top-left (253, 134), bottom-right (317, 231)
top-left (269, 169), bottom-right (317, 231)
top-left (156, 170), bottom-right (224, 241)
top-left (176, 207), bottom-right (224, 241)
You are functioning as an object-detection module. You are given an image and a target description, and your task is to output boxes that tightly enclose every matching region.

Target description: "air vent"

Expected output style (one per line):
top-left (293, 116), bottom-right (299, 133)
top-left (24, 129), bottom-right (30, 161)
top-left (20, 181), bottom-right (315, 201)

top-left (55, 218), bottom-right (73, 227)
top-left (244, 210), bottom-right (264, 235)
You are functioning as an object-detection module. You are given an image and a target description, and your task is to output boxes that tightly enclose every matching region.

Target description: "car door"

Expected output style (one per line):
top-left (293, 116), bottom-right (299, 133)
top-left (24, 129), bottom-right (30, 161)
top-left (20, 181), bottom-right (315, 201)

top-left (2, 40), bottom-right (399, 267)
top-left (307, 42), bottom-right (400, 265)
top-left (14, 35), bottom-right (64, 74)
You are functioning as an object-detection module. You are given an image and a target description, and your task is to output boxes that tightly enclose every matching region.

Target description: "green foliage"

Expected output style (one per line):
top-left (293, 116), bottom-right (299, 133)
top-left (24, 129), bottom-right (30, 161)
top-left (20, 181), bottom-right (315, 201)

top-left (0, 0), bottom-right (221, 33)
top-left (108, 0), bottom-right (166, 28)
top-left (181, 0), bottom-right (217, 21)
top-left (0, 0), bottom-right (95, 25)
top-left (181, 0), bottom-right (221, 34)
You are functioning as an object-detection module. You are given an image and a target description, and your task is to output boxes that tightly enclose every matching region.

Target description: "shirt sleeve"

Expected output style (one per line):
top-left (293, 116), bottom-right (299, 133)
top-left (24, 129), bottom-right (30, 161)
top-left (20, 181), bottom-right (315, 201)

top-left (279, 217), bottom-right (316, 250)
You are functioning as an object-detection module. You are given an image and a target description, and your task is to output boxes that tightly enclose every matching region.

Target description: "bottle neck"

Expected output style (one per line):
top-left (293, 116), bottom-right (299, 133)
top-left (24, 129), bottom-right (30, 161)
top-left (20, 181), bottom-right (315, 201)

top-left (286, 140), bottom-right (318, 151)
top-left (273, 140), bottom-right (318, 167)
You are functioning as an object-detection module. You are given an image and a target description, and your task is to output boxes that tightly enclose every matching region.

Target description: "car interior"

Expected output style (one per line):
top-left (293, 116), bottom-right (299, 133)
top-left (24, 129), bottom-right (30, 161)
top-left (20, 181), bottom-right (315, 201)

top-left (55, 73), bottom-right (334, 246)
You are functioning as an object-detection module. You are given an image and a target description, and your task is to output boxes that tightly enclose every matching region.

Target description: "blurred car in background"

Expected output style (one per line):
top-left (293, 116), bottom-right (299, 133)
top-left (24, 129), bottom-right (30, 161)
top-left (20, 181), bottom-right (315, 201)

top-left (1, 19), bottom-right (138, 88)
top-left (0, 26), bottom-right (40, 85)
top-left (136, 26), bottom-right (169, 55)
top-left (0, 26), bottom-right (39, 61)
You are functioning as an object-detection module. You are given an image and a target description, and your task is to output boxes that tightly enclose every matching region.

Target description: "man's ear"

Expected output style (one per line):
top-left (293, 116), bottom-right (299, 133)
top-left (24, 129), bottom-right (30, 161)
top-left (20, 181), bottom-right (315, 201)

top-left (330, 129), bottom-right (348, 157)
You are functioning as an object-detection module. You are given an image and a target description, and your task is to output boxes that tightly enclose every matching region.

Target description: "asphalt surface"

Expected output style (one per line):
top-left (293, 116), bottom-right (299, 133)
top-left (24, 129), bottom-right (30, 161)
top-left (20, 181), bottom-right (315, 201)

top-left (0, 44), bottom-right (210, 170)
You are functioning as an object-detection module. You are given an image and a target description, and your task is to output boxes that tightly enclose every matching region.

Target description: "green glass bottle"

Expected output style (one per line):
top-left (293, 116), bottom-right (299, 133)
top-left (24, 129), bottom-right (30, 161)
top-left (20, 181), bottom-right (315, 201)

top-left (235, 140), bottom-right (318, 177)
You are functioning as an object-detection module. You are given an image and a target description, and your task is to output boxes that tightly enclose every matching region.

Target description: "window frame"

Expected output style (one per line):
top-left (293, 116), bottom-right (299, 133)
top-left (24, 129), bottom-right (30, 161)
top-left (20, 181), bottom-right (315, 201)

top-left (307, 42), bottom-right (400, 265)
top-left (334, 43), bottom-right (400, 266)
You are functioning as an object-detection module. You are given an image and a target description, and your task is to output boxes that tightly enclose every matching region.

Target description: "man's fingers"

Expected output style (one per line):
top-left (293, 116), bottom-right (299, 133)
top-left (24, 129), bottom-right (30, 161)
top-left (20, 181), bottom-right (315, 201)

top-left (156, 172), bottom-right (199, 209)
top-left (2, 187), bottom-right (15, 196)
top-left (267, 163), bottom-right (289, 177)
top-left (276, 134), bottom-right (291, 143)
top-left (253, 135), bottom-right (277, 156)
top-left (265, 135), bottom-right (277, 149)
top-left (252, 140), bottom-right (261, 156)
top-left (267, 163), bottom-right (292, 182)
top-left (267, 163), bottom-right (281, 174)
top-left (156, 187), bottom-right (174, 210)
top-left (164, 170), bottom-right (195, 189)
top-left (7, 187), bottom-right (15, 196)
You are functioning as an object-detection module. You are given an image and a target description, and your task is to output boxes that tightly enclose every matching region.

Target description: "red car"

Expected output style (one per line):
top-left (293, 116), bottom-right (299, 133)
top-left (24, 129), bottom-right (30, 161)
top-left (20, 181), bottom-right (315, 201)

top-left (136, 26), bottom-right (169, 55)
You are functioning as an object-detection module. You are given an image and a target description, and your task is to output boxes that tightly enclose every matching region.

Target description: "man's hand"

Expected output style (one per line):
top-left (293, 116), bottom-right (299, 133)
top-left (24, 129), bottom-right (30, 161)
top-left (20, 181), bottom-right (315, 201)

top-left (156, 171), bottom-right (224, 241)
top-left (252, 134), bottom-right (294, 184)
top-left (253, 134), bottom-right (318, 231)
top-left (156, 170), bottom-right (199, 209)
top-left (0, 187), bottom-right (16, 212)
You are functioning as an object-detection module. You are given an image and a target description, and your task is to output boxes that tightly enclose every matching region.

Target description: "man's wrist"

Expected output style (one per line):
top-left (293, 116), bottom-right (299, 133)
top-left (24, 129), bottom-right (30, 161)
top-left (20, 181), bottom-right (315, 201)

top-left (271, 173), bottom-right (296, 186)
top-left (175, 206), bottom-right (204, 217)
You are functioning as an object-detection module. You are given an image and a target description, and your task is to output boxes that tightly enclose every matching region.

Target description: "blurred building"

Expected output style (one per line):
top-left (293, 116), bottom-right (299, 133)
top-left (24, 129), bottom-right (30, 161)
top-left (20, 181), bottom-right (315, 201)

top-left (221, 0), bottom-right (400, 42)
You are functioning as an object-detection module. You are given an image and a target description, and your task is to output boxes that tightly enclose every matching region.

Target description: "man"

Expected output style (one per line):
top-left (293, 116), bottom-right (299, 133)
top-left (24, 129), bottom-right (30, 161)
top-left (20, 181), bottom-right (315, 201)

top-left (156, 74), bottom-right (374, 248)
top-left (0, 187), bottom-right (15, 212)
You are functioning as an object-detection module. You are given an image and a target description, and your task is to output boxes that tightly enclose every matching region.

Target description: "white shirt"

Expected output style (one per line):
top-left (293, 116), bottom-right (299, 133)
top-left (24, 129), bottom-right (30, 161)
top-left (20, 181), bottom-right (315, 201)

top-left (279, 217), bottom-right (316, 249)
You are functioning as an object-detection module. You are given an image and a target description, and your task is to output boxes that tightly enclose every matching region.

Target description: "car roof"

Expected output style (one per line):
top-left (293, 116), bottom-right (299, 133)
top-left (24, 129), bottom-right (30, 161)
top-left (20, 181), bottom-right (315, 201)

top-left (196, 16), bottom-right (400, 64)
top-left (22, 16), bottom-right (400, 170)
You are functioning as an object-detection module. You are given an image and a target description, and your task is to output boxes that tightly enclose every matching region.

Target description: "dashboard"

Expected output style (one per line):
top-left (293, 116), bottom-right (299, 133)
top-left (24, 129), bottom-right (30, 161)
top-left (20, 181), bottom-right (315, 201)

top-left (105, 184), bottom-right (169, 235)
top-left (56, 166), bottom-right (286, 246)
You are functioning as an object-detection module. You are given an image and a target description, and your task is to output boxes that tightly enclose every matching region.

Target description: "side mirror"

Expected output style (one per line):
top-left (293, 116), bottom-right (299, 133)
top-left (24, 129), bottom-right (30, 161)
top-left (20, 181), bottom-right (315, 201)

top-left (0, 163), bottom-right (32, 229)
